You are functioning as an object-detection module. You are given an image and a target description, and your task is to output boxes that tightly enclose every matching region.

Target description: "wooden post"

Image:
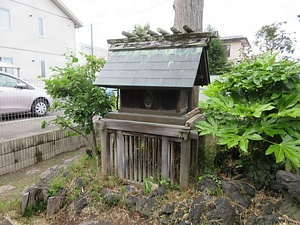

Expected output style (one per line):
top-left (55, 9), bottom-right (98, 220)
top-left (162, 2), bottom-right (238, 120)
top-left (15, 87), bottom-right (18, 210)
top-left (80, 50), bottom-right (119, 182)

top-left (180, 139), bottom-right (191, 188)
top-left (117, 131), bottom-right (125, 179)
top-left (161, 137), bottom-right (169, 179)
top-left (101, 129), bottom-right (108, 175)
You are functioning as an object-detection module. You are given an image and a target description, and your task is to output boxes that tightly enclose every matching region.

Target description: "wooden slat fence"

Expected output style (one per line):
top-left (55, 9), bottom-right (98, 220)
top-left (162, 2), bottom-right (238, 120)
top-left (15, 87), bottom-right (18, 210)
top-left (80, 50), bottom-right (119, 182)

top-left (105, 130), bottom-right (181, 185)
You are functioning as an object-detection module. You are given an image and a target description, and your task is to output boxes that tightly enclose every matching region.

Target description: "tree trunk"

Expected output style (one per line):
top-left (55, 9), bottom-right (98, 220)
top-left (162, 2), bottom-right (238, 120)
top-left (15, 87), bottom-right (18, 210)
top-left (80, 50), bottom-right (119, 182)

top-left (91, 122), bottom-right (101, 167)
top-left (173, 0), bottom-right (204, 109)
top-left (173, 0), bottom-right (204, 32)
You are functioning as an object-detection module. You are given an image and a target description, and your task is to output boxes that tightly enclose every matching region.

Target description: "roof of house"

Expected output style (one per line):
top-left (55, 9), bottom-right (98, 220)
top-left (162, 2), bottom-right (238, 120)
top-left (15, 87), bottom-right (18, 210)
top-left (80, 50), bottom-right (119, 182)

top-left (94, 26), bottom-right (212, 88)
top-left (221, 36), bottom-right (251, 48)
top-left (52, 0), bottom-right (83, 28)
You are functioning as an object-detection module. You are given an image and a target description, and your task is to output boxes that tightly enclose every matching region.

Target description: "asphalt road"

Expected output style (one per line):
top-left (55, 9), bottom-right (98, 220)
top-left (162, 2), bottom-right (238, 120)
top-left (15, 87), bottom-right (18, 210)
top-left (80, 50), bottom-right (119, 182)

top-left (0, 113), bottom-right (59, 142)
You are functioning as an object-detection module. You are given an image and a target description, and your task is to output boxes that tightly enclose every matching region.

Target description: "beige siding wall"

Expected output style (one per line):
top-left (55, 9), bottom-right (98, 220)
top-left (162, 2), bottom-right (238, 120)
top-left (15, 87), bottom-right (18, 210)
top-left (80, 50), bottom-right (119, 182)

top-left (0, 0), bottom-right (76, 81)
top-left (228, 42), bottom-right (243, 61)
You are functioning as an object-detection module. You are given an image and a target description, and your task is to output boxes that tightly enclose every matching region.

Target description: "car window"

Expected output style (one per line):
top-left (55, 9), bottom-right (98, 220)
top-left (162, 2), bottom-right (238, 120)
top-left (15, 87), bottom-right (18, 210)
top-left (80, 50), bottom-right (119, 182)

top-left (0, 74), bottom-right (19, 88)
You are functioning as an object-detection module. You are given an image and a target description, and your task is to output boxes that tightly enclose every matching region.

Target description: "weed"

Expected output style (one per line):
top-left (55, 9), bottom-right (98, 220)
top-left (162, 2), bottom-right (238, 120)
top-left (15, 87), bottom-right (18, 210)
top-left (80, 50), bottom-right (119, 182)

top-left (199, 173), bottom-right (223, 196)
top-left (48, 175), bottom-right (66, 197)
top-left (23, 200), bottom-right (47, 218)
top-left (159, 178), bottom-right (179, 190)
top-left (144, 178), bottom-right (154, 195)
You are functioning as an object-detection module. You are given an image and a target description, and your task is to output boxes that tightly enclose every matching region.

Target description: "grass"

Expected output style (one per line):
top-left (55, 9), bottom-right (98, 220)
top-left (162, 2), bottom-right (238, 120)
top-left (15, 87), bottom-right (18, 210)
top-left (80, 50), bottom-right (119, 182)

top-left (0, 197), bottom-right (21, 215)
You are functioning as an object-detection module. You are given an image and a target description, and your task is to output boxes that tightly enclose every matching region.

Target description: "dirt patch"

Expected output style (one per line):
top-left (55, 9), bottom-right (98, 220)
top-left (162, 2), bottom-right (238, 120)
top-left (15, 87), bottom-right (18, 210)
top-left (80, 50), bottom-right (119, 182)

top-left (0, 149), bottom-right (85, 216)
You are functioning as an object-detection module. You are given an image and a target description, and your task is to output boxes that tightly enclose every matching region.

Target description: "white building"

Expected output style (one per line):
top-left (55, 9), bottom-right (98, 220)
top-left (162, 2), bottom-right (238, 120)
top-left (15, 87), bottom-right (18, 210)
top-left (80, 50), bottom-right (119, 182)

top-left (0, 0), bottom-right (82, 85)
top-left (221, 36), bottom-right (251, 61)
top-left (76, 43), bottom-right (109, 63)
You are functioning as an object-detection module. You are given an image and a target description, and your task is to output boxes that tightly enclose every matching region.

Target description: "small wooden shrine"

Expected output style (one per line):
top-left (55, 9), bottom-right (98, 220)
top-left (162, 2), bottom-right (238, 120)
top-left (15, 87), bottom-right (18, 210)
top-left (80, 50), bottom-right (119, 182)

top-left (94, 26), bottom-right (212, 188)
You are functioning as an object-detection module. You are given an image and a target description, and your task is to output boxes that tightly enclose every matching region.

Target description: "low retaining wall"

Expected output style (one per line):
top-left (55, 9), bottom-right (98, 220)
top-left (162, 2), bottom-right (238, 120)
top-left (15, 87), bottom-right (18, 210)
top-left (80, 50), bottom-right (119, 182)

top-left (0, 129), bottom-right (89, 176)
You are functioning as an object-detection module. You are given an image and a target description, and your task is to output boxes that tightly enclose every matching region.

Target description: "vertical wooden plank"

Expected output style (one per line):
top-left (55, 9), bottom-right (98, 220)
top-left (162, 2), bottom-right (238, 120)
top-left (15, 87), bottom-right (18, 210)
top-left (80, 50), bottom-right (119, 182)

top-left (124, 135), bottom-right (129, 179)
top-left (129, 135), bottom-right (133, 180)
top-left (114, 134), bottom-right (118, 175)
top-left (180, 139), bottom-right (191, 189)
top-left (143, 138), bottom-right (147, 180)
top-left (134, 137), bottom-right (138, 182)
top-left (100, 128), bottom-right (108, 175)
top-left (117, 131), bottom-right (125, 179)
top-left (111, 133), bottom-right (116, 175)
top-left (170, 141), bottom-right (175, 185)
top-left (152, 138), bottom-right (156, 178)
top-left (161, 137), bottom-right (169, 179)
top-left (138, 137), bottom-right (142, 182)
top-left (147, 138), bottom-right (151, 179)
top-left (157, 139), bottom-right (162, 180)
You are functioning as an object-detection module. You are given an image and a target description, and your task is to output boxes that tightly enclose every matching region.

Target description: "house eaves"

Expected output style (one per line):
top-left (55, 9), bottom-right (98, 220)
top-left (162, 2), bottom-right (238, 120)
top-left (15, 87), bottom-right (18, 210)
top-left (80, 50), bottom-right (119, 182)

top-left (221, 36), bottom-right (251, 48)
top-left (52, 0), bottom-right (83, 28)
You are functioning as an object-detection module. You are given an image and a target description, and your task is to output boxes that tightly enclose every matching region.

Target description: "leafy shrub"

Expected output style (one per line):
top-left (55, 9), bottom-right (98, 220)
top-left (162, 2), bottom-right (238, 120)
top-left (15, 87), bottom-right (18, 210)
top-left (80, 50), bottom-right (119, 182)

top-left (197, 53), bottom-right (300, 184)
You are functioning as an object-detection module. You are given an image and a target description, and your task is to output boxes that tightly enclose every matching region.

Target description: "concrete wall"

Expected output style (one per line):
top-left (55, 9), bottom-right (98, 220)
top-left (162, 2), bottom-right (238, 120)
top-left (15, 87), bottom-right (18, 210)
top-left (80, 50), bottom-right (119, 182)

top-left (0, 129), bottom-right (89, 176)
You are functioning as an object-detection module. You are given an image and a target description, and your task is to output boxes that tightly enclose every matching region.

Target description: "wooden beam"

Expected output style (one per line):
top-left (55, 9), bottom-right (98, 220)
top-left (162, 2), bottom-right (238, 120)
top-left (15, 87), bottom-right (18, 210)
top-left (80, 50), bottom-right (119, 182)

top-left (147, 29), bottom-right (159, 36)
top-left (109, 38), bottom-right (207, 51)
top-left (157, 28), bottom-right (171, 35)
top-left (186, 107), bottom-right (200, 119)
top-left (102, 119), bottom-right (190, 138)
top-left (107, 31), bottom-right (215, 45)
top-left (183, 25), bottom-right (195, 33)
top-left (121, 31), bottom-right (138, 38)
top-left (185, 114), bottom-right (204, 127)
top-left (170, 27), bottom-right (182, 34)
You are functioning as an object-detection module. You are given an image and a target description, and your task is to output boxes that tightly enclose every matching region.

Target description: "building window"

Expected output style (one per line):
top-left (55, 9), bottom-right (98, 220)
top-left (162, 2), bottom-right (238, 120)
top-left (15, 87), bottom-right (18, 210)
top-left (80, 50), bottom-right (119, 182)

top-left (224, 45), bottom-right (231, 57)
top-left (0, 8), bottom-right (11, 30)
top-left (41, 61), bottom-right (46, 77)
top-left (38, 17), bottom-right (44, 37)
top-left (0, 57), bottom-right (14, 74)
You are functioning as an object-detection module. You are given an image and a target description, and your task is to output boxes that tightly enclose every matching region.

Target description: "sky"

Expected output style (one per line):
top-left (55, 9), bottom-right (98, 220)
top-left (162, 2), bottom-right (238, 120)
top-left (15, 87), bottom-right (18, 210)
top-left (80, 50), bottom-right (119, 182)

top-left (60, 0), bottom-right (300, 56)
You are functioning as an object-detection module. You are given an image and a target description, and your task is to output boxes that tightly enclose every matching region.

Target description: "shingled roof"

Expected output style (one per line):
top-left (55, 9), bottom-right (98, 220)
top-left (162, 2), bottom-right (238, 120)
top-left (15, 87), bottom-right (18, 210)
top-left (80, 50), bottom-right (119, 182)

top-left (94, 26), bottom-right (213, 88)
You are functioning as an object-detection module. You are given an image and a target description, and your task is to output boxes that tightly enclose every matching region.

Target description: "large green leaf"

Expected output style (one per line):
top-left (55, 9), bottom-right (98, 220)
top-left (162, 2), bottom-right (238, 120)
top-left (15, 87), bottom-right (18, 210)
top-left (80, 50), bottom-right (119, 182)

top-left (258, 118), bottom-right (286, 137)
top-left (218, 129), bottom-right (263, 152)
top-left (196, 116), bottom-right (219, 137)
top-left (266, 135), bottom-right (300, 167)
top-left (252, 103), bottom-right (275, 117)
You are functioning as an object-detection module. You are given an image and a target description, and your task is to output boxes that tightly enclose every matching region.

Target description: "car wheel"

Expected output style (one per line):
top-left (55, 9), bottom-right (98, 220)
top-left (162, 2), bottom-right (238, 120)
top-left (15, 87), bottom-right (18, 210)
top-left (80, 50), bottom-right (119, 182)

top-left (32, 98), bottom-right (48, 117)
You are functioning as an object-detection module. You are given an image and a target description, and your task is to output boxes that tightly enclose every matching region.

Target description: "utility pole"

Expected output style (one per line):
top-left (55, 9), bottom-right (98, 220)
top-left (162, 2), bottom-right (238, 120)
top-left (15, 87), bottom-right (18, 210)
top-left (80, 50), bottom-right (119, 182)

top-left (90, 24), bottom-right (94, 56)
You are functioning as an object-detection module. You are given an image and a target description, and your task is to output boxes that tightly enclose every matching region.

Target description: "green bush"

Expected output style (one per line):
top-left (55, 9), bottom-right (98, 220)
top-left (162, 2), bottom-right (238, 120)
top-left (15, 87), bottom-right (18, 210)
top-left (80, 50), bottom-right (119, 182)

top-left (197, 53), bottom-right (300, 185)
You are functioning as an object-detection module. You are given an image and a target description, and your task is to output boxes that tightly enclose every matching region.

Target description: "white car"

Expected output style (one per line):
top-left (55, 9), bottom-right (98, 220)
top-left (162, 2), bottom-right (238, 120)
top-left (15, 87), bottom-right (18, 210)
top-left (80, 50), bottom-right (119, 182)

top-left (0, 71), bottom-right (53, 117)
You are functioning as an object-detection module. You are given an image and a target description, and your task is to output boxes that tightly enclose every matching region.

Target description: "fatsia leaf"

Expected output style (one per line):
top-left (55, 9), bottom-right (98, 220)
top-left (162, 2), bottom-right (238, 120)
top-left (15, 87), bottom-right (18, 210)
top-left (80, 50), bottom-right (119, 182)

top-left (252, 103), bottom-right (275, 117)
top-left (242, 128), bottom-right (263, 141)
top-left (276, 93), bottom-right (300, 111)
top-left (218, 134), bottom-right (239, 148)
top-left (266, 135), bottom-right (300, 167)
top-left (277, 106), bottom-right (300, 118)
top-left (259, 118), bottom-right (285, 137)
top-left (196, 116), bottom-right (219, 137)
top-left (239, 138), bottom-right (249, 152)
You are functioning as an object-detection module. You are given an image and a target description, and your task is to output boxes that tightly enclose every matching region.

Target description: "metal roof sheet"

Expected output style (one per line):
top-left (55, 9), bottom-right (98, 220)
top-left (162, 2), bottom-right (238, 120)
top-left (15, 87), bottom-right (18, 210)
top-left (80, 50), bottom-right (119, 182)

top-left (94, 47), bottom-right (206, 88)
